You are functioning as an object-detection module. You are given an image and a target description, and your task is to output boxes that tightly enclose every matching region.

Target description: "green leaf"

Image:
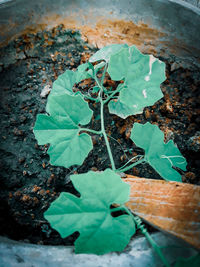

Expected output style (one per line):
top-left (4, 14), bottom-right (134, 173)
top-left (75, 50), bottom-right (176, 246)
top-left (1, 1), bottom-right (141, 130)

top-left (33, 94), bottom-right (93, 168)
top-left (46, 93), bottom-right (92, 125)
top-left (50, 70), bottom-right (77, 96)
top-left (107, 45), bottom-right (140, 80)
top-left (174, 254), bottom-right (200, 267)
top-left (92, 86), bottom-right (100, 94)
top-left (47, 131), bottom-right (92, 168)
top-left (120, 57), bottom-right (165, 108)
top-left (108, 84), bottom-right (143, 118)
top-left (89, 44), bottom-right (128, 63)
top-left (76, 62), bottom-right (94, 83)
top-left (108, 98), bottom-right (141, 119)
top-left (107, 45), bottom-right (165, 117)
top-left (44, 169), bottom-right (135, 254)
top-left (76, 62), bottom-right (107, 83)
top-left (49, 63), bottom-right (94, 97)
top-left (130, 122), bottom-right (187, 181)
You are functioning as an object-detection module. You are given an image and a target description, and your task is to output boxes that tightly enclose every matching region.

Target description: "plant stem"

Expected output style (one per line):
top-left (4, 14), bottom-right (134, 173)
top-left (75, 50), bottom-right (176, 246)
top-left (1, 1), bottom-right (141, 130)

top-left (115, 158), bottom-right (145, 173)
top-left (94, 66), bottom-right (116, 171)
top-left (107, 134), bottom-right (128, 159)
top-left (100, 97), bottom-right (116, 171)
top-left (142, 228), bottom-right (171, 267)
top-left (79, 128), bottom-right (102, 135)
top-left (121, 207), bottom-right (171, 267)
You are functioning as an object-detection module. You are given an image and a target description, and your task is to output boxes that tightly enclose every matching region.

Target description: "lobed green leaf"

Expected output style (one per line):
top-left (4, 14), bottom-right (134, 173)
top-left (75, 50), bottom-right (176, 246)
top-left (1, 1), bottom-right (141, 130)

top-left (108, 98), bottom-right (138, 119)
top-left (49, 62), bottom-right (95, 98)
top-left (130, 122), bottom-right (187, 181)
top-left (46, 93), bottom-right (93, 125)
top-left (44, 169), bottom-right (135, 254)
top-left (107, 45), bottom-right (165, 118)
top-left (108, 84), bottom-right (143, 118)
top-left (50, 70), bottom-right (76, 97)
top-left (33, 94), bottom-right (93, 168)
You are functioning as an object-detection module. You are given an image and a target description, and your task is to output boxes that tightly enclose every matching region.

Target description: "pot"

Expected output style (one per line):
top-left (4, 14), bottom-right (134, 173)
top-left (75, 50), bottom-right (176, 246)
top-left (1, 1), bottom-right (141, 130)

top-left (0, 0), bottom-right (199, 266)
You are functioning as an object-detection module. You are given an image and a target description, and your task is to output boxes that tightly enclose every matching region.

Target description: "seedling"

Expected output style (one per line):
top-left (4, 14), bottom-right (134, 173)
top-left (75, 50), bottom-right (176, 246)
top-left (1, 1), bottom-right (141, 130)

top-left (34, 44), bottom-right (187, 265)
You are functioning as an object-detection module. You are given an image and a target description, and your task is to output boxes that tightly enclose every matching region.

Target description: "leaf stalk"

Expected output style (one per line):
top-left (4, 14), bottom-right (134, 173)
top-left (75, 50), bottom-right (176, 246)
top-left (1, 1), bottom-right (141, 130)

top-left (116, 158), bottom-right (145, 173)
top-left (103, 84), bottom-right (123, 105)
top-left (83, 95), bottom-right (99, 102)
top-left (79, 128), bottom-right (102, 135)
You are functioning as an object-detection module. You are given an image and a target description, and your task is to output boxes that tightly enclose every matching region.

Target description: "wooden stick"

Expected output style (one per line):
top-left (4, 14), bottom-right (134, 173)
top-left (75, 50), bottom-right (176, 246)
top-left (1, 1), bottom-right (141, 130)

top-left (124, 175), bottom-right (200, 249)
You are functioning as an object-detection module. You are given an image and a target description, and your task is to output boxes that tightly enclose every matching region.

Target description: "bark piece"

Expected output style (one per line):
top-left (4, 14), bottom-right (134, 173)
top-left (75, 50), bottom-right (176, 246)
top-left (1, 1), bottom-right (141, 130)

top-left (124, 175), bottom-right (200, 249)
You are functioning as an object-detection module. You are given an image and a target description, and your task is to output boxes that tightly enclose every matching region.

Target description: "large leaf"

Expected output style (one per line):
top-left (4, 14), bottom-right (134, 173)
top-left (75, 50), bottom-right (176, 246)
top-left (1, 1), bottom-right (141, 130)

top-left (120, 56), bottom-right (165, 108)
top-left (130, 122), bottom-right (187, 182)
top-left (46, 93), bottom-right (92, 125)
top-left (108, 84), bottom-right (143, 119)
top-left (108, 98), bottom-right (141, 119)
top-left (49, 63), bottom-right (94, 97)
top-left (33, 94), bottom-right (93, 168)
top-left (107, 45), bottom-right (142, 80)
top-left (107, 45), bottom-right (165, 118)
top-left (49, 70), bottom-right (77, 96)
top-left (89, 44), bottom-right (128, 63)
top-left (44, 169), bottom-right (135, 255)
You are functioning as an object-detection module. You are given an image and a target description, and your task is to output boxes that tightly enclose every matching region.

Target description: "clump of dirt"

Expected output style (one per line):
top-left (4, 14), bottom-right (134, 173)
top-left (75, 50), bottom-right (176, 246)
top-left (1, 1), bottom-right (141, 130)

top-left (0, 24), bottom-right (199, 245)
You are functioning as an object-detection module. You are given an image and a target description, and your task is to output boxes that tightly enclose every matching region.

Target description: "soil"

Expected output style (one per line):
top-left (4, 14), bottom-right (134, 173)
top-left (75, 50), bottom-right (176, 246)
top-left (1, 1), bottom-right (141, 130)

top-left (0, 24), bottom-right (199, 246)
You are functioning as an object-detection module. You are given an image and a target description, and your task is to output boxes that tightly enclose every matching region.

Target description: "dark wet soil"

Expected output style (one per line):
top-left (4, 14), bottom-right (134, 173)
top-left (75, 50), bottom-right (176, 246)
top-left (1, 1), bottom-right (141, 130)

top-left (0, 24), bottom-right (199, 245)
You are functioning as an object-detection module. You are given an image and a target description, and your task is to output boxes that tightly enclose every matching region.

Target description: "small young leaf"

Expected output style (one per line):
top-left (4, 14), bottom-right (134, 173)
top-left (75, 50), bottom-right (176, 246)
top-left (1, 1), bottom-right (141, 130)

top-left (92, 86), bottom-right (100, 94)
top-left (94, 61), bottom-right (106, 72)
top-left (76, 62), bottom-right (94, 83)
top-left (107, 45), bottom-right (165, 117)
top-left (89, 44), bottom-right (128, 63)
top-left (130, 122), bottom-right (187, 181)
top-left (44, 169), bottom-right (135, 255)
top-left (33, 94), bottom-right (93, 168)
